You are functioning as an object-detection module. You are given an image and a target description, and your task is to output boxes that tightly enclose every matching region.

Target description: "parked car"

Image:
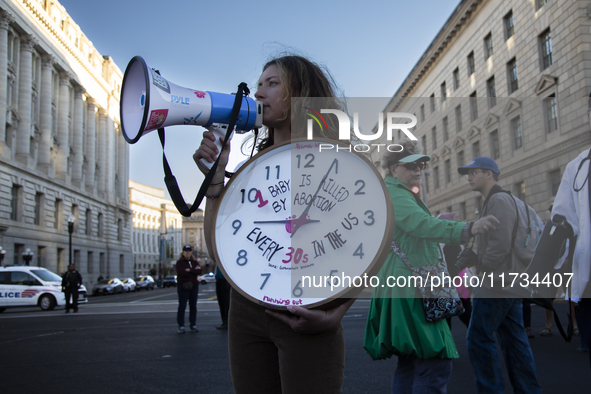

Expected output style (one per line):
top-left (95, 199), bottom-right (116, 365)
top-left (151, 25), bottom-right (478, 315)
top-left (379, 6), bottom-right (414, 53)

top-left (162, 276), bottom-right (177, 288)
top-left (0, 266), bottom-right (88, 312)
top-left (135, 275), bottom-right (155, 290)
top-left (198, 272), bottom-right (216, 285)
top-left (93, 278), bottom-right (124, 295)
top-left (121, 278), bottom-right (136, 292)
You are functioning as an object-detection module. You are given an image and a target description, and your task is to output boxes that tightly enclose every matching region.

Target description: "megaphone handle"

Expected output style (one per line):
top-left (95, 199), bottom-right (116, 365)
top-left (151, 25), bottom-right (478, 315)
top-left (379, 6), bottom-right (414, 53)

top-left (200, 126), bottom-right (235, 169)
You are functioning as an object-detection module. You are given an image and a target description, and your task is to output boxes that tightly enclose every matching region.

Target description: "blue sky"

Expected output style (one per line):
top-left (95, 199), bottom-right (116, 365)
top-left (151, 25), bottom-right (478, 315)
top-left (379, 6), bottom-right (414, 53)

top-left (58, 0), bottom-right (459, 207)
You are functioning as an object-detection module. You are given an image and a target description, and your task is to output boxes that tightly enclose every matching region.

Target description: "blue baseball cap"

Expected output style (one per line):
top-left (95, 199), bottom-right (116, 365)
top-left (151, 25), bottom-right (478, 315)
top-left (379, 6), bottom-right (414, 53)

top-left (457, 156), bottom-right (500, 175)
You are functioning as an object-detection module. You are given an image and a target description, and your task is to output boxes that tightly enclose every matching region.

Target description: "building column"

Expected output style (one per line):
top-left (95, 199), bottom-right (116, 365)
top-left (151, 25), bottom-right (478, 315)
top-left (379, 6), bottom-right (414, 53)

top-left (15, 34), bottom-right (37, 166)
top-left (85, 99), bottom-right (96, 192)
top-left (117, 125), bottom-right (127, 202)
top-left (56, 71), bottom-right (71, 180)
top-left (97, 109), bottom-right (107, 197)
top-left (71, 87), bottom-right (85, 187)
top-left (0, 10), bottom-right (14, 156)
top-left (38, 55), bottom-right (54, 174)
top-left (106, 117), bottom-right (116, 203)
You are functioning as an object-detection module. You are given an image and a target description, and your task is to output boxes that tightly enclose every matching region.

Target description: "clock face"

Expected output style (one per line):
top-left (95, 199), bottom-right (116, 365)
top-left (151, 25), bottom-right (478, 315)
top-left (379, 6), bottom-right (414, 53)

top-left (212, 139), bottom-right (394, 309)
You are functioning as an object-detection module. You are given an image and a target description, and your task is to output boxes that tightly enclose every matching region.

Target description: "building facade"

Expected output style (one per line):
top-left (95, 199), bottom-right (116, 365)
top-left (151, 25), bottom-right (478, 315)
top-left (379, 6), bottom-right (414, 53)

top-left (0, 0), bottom-right (130, 288)
top-left (377, 0), bottom-right (591, 222)
top-left (129, 180), bottom-right (182, 278)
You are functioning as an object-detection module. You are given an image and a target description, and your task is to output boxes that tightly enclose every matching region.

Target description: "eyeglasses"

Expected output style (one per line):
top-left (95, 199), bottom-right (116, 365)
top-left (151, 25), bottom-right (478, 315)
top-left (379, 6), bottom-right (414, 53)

top-left (466, 170), bottom-right (485, 178)
top-left (397, 161), bottom-right (426, 171)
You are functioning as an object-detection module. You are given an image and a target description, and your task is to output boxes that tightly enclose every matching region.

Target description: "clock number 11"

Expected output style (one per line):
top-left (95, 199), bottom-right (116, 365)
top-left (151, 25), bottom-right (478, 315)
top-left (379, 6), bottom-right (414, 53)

top-left (265, 165), bottom-right (280, 180)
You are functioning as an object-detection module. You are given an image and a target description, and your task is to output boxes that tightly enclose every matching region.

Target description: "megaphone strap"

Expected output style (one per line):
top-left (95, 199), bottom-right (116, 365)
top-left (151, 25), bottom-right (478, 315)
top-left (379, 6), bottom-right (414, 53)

top-left (158, 82), bottom-right (250, 217)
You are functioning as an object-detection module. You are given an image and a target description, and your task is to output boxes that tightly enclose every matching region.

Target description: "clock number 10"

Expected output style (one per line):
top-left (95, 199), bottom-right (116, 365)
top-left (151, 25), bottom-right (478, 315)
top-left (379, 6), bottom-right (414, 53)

top-left (240, 188), bottom-right (268, 207)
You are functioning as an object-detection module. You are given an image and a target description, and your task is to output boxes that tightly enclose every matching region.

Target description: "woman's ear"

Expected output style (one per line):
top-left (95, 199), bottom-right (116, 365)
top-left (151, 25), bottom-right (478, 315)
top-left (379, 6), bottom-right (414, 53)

top-left (389, 165), bottom-right (397, 177)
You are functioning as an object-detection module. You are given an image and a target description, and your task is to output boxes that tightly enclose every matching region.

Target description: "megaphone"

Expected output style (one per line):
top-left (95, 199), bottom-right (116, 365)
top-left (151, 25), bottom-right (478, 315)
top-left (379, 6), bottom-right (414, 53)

top-left (120, 56), bottom-right (263, 146)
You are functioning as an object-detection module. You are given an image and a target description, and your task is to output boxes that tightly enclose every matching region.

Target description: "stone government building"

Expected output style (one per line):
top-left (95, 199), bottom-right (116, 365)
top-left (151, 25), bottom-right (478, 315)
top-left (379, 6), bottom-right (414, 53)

top-left (0, 0), bottom-right (131, 286)
top-left (377, 0), bottom-right (591, 222)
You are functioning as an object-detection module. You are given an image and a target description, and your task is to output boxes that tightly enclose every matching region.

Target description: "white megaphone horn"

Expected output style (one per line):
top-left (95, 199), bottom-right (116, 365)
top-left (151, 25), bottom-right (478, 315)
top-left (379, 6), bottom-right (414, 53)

top-left (120, 56), bottom-right (263, 164)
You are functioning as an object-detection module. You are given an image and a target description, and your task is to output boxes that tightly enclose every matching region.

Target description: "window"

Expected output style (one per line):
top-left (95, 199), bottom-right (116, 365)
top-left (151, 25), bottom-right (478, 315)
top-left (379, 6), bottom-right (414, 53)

top-left (120, 254), bottom-right (125, 273)
top-left (100, 252), bottom-right (106, 273)
top-left (460, 202), bottom-right (467, 220)
top-left (442, 117), bottom-right (449, 142)
top-left (88, 251), bottom-right (94, 273)
top-left (484, 33), bottom-right (493, 60)
top-left (515, 181), bottom-right (526, 201)
top-left (117, 218), bottom-right (123, 241)
top-left (511, 116), bottom-right (522, 149)
top-left (453, 68), bottom-right (460, 90)
top-left (430, 94), bottom-right (436, 113)
top-left (97, 212), bottom-right (103, 237)
top-left (507, 58), bottom-right (519, 94)
top-left (441, 82), bottom-right (447, 102)
top-left (424, 172), bottom-right (430, 194)
top-left (504, 11), bottom-right (514, 40)
top-left (548, 169), bottom-right (561, 196)
top-left (54, 198), bottom-right (62, 229)
top-left (539, 28), bottom-right (553, 70)
top-left (536, 0), bottom-right (548, 11)
top-left (467, 52), bottom-right (475, 76)
top-left (457, 150), bottom-right (465, 178)
top-left (545, 94), bottom-right (558, 133)
top-left (470, 91), bottom-right (478, 121)
top-left (434, 166), bottom-right (440, 189)
top-left (455, 105), bottom-right (462, 132)
top-left (420, 104), bottom-right (425, 122)
top-left (472, 141), bottom-right (481, 158)
top-left (432, 127), bottom-right (437, 149)
top-left (445, 159), bottom-right (452, 184)
top-left (487, 77), bottom-right (497, 108)
top-left (475, 196), bottom-right (483, 215)
top-left (422, 135), bottom-right (428, 155)
top-left (85, 209), bottom-right (92, 236)
top-left (11, 184), bottom-right (21, 221)
top-left (34, 192), bottom-right (44, 226)
top-left (490, 130), bottom-right (500, 159)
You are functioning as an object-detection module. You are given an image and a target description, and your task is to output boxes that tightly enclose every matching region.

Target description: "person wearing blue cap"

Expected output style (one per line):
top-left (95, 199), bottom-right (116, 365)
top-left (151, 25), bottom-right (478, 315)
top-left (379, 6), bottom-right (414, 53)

top-left (458, 157), bottom-right (541, 393)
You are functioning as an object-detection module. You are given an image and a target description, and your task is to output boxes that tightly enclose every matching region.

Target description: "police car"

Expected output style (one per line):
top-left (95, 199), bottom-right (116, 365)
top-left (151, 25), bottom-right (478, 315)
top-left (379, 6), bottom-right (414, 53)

top-left (0, 266), bottom-right (88, 312)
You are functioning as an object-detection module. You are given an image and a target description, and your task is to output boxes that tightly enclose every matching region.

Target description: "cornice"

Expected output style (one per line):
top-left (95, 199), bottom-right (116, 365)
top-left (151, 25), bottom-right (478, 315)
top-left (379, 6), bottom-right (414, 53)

top-left (18, 0), bottom-right (119, 101)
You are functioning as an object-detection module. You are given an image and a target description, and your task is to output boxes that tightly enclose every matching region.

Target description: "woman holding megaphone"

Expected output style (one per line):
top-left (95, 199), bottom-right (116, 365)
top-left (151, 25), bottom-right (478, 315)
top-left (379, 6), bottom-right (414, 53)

top-left (194, 54), bottom-right (354, 394)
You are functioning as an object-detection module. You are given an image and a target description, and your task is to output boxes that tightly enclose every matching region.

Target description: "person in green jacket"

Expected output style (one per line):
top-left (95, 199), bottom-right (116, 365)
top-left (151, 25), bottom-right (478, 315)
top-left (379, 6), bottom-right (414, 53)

top-left (364, 139), bottom-right (498, 393)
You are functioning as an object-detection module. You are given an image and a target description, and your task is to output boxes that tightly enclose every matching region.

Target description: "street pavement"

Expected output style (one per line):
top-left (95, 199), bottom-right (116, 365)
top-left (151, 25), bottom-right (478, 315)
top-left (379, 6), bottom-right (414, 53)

top-left (0, 285), bottom-right (589, 393)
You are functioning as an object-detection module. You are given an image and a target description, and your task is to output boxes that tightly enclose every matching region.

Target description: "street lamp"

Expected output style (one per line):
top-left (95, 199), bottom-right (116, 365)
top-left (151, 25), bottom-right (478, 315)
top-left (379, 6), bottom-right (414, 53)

top-left (0, 246), bottom-right (6, 266)
top-left (22, 248), bottom-right (34, 266)
top-left (68, 215), bottom-right (75, 267)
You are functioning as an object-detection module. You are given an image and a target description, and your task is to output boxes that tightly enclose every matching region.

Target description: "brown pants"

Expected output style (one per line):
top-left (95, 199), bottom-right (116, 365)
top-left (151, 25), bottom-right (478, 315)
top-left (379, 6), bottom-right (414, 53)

top-left (228, 289), bottom-right (345, 394)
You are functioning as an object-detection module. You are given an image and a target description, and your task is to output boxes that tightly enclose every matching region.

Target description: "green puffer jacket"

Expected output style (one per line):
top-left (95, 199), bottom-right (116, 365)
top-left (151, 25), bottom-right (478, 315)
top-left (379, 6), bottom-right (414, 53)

top-left (363, 176), bottom-right (466, 360)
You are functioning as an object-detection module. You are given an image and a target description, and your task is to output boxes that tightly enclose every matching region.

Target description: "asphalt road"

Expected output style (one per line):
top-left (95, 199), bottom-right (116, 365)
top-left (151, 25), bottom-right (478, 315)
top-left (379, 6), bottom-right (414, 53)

top-left (0, 286), bottom-right (589, 393)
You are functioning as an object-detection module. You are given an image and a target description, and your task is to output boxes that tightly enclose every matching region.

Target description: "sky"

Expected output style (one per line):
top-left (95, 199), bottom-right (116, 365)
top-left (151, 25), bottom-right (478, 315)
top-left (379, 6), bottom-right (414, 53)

top-left (57, 0), bottom-right (459, 208)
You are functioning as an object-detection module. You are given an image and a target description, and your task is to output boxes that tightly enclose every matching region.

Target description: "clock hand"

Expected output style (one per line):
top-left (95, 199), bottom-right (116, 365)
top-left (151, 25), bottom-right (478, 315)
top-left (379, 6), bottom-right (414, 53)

top-left (290, 158), bottom-right (338, 237)
top-left (253, 219), bottom-right (320, 224)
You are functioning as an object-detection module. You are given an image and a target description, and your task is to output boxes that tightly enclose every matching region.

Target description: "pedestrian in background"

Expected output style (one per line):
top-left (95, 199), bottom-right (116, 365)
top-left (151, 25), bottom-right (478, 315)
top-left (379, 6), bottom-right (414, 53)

top-left (458, 157), bottom-right (541, 393)
top-left (176, 245), bottom-right (202, 333)
top-left (214, 264), bottom-right (231, 330)
top-left (62, 264), bottom-right (82, 313)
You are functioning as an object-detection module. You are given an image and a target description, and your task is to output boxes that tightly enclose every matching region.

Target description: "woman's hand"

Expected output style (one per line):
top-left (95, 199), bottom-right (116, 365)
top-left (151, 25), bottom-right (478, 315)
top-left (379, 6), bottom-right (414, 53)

top-left (265, 299), bottom-right (355, 334)
top-left (471, 215), bottom-right (500, 236)
top-left (192, 128), bottom-right (231, 181)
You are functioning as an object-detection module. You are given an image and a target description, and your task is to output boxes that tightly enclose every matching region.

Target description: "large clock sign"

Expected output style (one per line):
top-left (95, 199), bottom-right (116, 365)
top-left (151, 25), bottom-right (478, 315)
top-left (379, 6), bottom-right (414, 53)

top-left (212, 139), bottom-right (394, 309)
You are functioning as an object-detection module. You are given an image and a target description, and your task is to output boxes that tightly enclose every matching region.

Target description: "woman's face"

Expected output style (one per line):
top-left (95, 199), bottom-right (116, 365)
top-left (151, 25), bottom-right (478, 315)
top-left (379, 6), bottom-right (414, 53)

top-left (391, 163), bottom-right (422, 189)
top-left (255, 64), bottom-right (290, 130)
